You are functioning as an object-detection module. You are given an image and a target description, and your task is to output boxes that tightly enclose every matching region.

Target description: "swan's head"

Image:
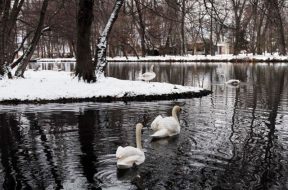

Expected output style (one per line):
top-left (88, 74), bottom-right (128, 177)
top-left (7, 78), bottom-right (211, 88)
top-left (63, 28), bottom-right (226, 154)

top-left (173, 105), bottom-right (182, 113)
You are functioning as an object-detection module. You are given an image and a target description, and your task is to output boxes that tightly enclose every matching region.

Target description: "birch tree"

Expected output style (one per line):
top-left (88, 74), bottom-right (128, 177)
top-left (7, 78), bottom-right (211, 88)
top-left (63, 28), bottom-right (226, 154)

top-left (94, 0), bottom-right (124, 78)
top-left (75, 0), bottom-right (124, 82)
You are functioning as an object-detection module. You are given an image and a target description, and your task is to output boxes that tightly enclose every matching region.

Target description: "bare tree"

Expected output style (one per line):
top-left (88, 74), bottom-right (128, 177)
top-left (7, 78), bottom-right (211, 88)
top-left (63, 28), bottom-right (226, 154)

top-left (129, 0), bottom-right (147, 57)
top-left (95, 0), bottom-right (124, 77)
top-left (75, 0), bottom-right (95, 83)
top-left (230, 0), bottom-right (249, 55)
top-left (0, 0), bottom-right (24, 77)
top-left (266, 0), bottom-right (286, 55)
top-left (14, 0), bottom-right (49, 77)
top-left (180, 0), bottom-right (187, 55)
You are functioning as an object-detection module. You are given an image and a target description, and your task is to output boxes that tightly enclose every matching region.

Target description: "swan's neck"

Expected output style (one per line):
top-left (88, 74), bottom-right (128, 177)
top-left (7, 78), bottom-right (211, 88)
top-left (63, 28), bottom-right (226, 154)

top-left (172, 109), bottom-right (179, 123)
top-left (136, 126), bottom-right (142, 150)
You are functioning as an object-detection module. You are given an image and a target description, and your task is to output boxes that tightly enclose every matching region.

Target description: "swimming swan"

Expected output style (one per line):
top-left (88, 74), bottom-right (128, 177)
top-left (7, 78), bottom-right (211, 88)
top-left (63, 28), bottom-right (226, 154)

top-left (221, 74), bottom-right (240, 86)
top-left (150, 105), bottom-right (182, 138)
top-left (116, 123), bottom-right (145, 169)
top-left (138, 65), bottom-right (156, 82)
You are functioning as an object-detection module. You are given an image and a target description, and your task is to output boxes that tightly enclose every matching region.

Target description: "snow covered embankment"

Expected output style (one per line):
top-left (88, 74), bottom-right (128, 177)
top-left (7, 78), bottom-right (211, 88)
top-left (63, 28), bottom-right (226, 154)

top-left (0, 70), bottom-right (211, 104)
top-left (107, 54), bottom-right (288, 62)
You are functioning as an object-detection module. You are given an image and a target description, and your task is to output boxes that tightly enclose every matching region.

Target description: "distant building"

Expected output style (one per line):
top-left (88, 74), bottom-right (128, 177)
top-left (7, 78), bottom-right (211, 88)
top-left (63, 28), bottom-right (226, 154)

top-left (216, 41), bottom-right (231, 55)
top-left (187, 41), bottom-right (206, 55)
top-left (187, 36), bottom-right (232, 55)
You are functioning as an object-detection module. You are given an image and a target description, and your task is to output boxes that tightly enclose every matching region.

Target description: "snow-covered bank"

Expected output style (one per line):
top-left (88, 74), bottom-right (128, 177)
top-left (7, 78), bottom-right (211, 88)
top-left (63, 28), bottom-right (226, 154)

top-left (36, 54), bottom-right (288, 63)
top-left (108, 54), bottom-right (288, 62)
top-left (0, 70), bottom-right (210, 104)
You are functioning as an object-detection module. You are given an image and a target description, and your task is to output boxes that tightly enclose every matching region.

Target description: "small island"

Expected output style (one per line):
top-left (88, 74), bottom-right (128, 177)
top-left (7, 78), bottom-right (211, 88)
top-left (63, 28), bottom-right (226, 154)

top-left (0, 70), bottom-right (211, 104)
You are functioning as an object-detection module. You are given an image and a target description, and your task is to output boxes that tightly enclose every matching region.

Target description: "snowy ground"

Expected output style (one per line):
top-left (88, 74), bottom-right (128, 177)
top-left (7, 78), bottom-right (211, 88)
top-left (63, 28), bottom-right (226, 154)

top-left (108, 54), bottom-right (288, 62)
top-left (36, 53), bottom-right (288, 63)
top-left (0, 70), bottom-right (207, 103)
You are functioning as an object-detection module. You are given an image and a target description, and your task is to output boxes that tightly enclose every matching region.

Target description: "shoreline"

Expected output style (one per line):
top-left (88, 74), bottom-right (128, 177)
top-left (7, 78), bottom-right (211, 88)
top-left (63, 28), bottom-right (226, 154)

top-left (0, 70), bottom-right (211, 105)
top-left (35, 54), bottom-right (288, 63)
top-left (0, 89), bottom-right (211, 105)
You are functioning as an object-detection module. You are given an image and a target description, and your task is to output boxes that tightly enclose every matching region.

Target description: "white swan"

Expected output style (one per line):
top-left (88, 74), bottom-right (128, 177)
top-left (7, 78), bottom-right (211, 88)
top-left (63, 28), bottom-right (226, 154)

top-left (116, 123), bottom-right (145, 169)
top-left (221, 74), bottom-right (240, 86)
top-left (150, 105), bottom-right (182, 138)
top-left (137, 65), bottom-right (156, 82)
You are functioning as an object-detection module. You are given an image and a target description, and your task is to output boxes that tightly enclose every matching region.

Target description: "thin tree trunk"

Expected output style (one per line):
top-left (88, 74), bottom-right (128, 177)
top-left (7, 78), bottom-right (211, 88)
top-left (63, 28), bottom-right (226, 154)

top-left (14, 0), bottom-right (49, 77)
top-left (256, 13), bottom-right (265, 54)
top-left (180, 0), bottom-right (186, 55)
top-left (134, 0), bottom-right (146, 57)
top-left (272, 0), bottom-right (286, 55)
top-left (0, 0), bottom-right (24, 76)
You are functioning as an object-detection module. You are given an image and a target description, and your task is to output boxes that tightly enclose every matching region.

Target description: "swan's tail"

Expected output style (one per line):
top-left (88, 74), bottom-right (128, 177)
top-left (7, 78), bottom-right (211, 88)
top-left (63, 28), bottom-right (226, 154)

top-left (116, 146), bottom-right (124, 159)
top-left (150, 115), bottom-right (163, 130)
top-left (137, 74), bottom-right (144, 80)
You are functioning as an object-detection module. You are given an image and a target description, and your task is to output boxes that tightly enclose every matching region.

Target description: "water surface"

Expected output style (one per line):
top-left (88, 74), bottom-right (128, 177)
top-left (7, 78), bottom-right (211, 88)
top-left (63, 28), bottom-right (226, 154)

top-left (1, 62), bottom-right (288, 189)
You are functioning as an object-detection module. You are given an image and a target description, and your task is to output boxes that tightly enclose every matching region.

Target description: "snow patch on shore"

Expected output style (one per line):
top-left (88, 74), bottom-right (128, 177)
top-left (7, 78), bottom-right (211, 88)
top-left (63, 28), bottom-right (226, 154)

top-left (0, 70), bottom-right (204, 102)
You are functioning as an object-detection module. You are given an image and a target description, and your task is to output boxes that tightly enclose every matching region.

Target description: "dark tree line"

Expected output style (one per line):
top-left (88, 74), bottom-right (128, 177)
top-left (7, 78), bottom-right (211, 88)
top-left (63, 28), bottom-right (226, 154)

top-left (0, 0), bottom-right (287, 81)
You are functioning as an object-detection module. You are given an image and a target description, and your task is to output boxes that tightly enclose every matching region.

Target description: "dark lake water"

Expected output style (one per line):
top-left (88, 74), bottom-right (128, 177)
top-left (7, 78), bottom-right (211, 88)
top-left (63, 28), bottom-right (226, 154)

top-left (1, 62), bottom-right (288, 190)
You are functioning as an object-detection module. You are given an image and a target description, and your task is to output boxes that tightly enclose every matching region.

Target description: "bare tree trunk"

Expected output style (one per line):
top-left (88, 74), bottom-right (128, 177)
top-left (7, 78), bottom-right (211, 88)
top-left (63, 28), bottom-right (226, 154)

top-left (75, 0), bottom-right (95, 82)
top-left (271, 0), bottom-right (286, 55)
top-left (180, 0), bottom-right (186, 55)
top-left (230, 0), bottom-right (248, 55)
top-left (14, 0), bottom-right (49, 78)
top-left (0, 0), bottom-right (24, 77)
top-left (134, 0), bottom-right (146, 57)
top-left (68, 40), bottom-right (75, 57)
top-left (95, 0), bottom-right (124, 78)
top-left (209, 2), bottom-right (214, 56)
top-left (257, 16), bottom-right (269, 54)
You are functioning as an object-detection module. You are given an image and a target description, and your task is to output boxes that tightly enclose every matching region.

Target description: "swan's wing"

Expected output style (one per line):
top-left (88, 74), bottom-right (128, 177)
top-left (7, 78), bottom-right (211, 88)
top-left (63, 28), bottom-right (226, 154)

top-left (151, 128), bottom-right (169, 138)
top-left (158, 117), bottom-right (180, 134)
top-left (142, 72), bottom-right (156, 78)
top-left (141, 72), bottom-right (156, 81)
top-left (150, 115), bottom-right (163, 130)
top-left (116, 146), bottom-right (124, 159)
top-left (116, 146), bottom-right (142, 159)
top-left (117, 153), bottom-right (145, 169)
top-left (116, 147), bottom-right (145, 169)
top-left (137, 73), bottom-right (144, 80)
